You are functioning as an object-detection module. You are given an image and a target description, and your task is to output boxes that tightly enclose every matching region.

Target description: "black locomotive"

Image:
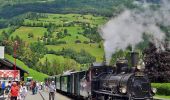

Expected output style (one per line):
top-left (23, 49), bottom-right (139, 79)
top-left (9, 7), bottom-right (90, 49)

top-left (45, 52), bottom-right (156, 100)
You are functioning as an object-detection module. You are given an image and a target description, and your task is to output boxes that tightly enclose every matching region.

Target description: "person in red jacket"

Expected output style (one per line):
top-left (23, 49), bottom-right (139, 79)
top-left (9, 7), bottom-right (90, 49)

top-left (10, 82), bottom-right (19, 100)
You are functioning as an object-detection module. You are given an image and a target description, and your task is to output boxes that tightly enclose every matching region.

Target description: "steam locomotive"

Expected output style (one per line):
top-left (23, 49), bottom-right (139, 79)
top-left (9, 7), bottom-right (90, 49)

top-left (45, 52), bottom-right (156, 100)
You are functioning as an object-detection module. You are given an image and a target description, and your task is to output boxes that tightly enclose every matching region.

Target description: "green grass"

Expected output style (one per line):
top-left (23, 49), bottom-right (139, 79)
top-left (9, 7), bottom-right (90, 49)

top-left (39, 54), bottom-right (80, 65)
top-left (39, 54), bottom-right (80, 71)
top-left (24, 13), bottom-right (106, 26)
top-left (154, 95), bottom-right (170, 99)
top-left (0, 27), bottom-right (10, 35)
top-left (57, 26), bottom-right (89, 43)
top-left (39, 54), bottom-right (66, 64)
top-left (10, 26), bottom-right (47, 43)
top-left (5, 54), bottom-right (48, 81)
top-left (152, 83), bottom-right (170, 96)
top-left (46, 43), bottom-right (104, 61)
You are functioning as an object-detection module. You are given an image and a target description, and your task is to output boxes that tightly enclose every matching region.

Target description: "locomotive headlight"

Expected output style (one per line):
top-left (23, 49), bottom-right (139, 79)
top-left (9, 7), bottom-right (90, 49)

top-left (137, 65), bottom-right (142, 70)
top-left (151, 88), bottom-right (157, 94)
top-left (137, 60), bottom-right (145, 70)
top-left (137, 64), bottom-right (145, 70)
top-left (120, 87), bottom-right (127, 94)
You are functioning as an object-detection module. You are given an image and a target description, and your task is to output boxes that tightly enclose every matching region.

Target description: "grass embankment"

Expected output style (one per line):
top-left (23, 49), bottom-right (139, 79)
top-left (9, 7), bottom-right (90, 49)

top-left (5, 54), bottom-right (48, 81)
top-left (152, 83), bottom-right (170, 99)
top-left (39, 54), bottom-right (80, 71)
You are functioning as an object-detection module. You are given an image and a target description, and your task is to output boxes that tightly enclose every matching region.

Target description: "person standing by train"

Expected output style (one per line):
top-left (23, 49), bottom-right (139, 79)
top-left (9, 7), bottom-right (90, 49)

top-left (48, 81), bottom-right (56, 100)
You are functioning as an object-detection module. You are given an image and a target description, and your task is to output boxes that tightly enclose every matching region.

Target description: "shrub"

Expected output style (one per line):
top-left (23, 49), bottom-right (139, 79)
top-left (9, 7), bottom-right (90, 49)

top-left (75, 40), bottom-right (81, 43)
top-left (83, 41), bottom-right (89, 44)
top-left (152, 83), bottom-right (170, 96)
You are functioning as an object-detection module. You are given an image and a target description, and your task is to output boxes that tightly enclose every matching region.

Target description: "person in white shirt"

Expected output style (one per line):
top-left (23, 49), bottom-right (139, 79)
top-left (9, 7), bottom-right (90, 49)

top-left (48, 81), bottom-right (56, 100)
top-left (20, 83), bottom-right (28, 100)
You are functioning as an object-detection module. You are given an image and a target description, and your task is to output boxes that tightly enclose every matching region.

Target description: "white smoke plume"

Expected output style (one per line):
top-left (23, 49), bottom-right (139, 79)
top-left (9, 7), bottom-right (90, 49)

top-left (100, 0), bottom-right (170, 64)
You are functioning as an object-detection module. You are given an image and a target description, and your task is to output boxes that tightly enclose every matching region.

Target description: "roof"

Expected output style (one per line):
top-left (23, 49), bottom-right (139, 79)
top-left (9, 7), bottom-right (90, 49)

top-left (0, 58), bottom-right (29, 74)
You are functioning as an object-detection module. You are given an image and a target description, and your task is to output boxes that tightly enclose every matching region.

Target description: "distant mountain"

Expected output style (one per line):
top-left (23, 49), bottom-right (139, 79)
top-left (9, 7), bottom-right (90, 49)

top-left (135, 0), bottom-right (161, 4)
top-left (0, 0), bottom-right (135, 19)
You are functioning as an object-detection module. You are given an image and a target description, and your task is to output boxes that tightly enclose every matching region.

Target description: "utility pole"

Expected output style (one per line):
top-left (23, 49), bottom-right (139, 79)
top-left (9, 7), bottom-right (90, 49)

top-left (13, 41), bottom-right (18, 80)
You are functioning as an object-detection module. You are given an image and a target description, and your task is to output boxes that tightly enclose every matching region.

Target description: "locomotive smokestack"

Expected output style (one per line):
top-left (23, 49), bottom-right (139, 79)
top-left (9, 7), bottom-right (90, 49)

top-left (131, 52), bottom-right (139, 67)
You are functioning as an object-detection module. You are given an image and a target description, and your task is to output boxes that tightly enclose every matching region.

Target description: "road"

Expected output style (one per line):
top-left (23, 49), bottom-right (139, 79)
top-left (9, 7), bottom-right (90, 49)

top-left (0, 91), bottom-right (169, 100)
top-left (0, 90), bottom-right (71, 100)
top-left (25, 90), bottom-right (72, 100)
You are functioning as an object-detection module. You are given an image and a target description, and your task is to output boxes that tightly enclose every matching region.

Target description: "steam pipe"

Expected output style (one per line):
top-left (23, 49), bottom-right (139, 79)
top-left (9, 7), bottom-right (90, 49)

top-left (131, 51), bottom-right (139, 67)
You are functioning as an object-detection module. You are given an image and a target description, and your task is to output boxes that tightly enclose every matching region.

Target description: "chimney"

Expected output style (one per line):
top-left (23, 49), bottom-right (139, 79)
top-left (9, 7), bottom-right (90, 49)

top-left (131, 51), bottom-right (139, 67)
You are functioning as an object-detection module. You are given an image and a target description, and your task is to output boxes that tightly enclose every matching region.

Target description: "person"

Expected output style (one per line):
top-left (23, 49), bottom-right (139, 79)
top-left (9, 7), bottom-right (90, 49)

top-left (20, 83), bottom-right (27, 100)
top-left (2, 81), bottom-right (5, 98)
top-left (32, 81), bottom-right (36, 95)
top-left (48, 81), bottom-right (56, 100)
top-left (5, 81), bottom-right (11, 95)
top-left (10, 82), bottom-right (19, 100)
top-left (18, 82), bottom-right (22, 100)
top-left (35, 81), bottom-right (39, 94)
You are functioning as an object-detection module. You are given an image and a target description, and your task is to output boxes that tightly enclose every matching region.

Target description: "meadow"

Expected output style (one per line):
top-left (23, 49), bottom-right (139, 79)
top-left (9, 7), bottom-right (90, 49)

top-left (9, 13), bottom-right (106, 62)
top-left (10, 26), bottom-right (47, 43)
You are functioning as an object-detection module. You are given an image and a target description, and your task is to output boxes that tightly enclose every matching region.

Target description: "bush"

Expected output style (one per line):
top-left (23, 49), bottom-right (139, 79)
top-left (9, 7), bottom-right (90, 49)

top-left (152, 83), bottom-right (170, 96)
top-left (83, 41), bottom-right (89, 44)
top-left (75, 40), bottom-right (81, 43)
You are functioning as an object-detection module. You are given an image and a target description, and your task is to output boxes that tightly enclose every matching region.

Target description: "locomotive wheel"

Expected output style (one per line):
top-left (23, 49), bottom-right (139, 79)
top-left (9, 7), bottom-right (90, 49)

top-left (87, 95), bottom-right (92, 100)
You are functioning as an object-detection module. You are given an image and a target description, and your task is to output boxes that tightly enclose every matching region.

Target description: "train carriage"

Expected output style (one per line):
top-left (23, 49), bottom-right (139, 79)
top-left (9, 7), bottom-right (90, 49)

top-left (60, 75), bottom-right (70, 92)
top-left (55, 75), bottom-right (61, 91)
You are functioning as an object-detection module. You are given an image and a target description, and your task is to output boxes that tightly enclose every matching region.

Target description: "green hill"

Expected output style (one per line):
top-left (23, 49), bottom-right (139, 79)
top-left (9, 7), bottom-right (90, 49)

top-left (5, 54), bottom-right (48, 81)
top-left (10, 26), bottom-right (47, 43)
top-left (9, 13), bottom-right (105, 62)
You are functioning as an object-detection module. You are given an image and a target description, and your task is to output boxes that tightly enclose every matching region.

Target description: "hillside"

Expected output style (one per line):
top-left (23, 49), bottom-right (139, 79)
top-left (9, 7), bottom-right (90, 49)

top-left (0, 13), bottom-right (106, 76)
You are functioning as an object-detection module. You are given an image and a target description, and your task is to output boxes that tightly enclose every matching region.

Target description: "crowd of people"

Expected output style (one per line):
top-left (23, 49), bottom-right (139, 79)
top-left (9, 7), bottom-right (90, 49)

top-left (0, 80), bottom-right (56, 100)
top-left (0, 81), bottom-right (28, 100)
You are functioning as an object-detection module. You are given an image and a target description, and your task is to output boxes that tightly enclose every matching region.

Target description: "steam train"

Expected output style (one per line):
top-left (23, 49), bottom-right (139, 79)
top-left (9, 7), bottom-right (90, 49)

top-left (45, 52), bottom-right (156, 100)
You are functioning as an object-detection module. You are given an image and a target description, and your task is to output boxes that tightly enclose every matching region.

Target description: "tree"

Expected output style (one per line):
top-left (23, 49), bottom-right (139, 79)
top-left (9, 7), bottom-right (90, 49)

top-left (64, 29), bottom-right (68, 35)
top-left (56, 32), bottom-right (63, 39)
top-left (44, 32), bottom-right (48, 38)
top-left (28, 33), bottom-right (34, 38)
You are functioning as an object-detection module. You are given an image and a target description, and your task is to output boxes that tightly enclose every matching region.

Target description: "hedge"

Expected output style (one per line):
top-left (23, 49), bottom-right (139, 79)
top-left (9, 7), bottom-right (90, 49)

top-left (152, 83), bottom-right (170, 96)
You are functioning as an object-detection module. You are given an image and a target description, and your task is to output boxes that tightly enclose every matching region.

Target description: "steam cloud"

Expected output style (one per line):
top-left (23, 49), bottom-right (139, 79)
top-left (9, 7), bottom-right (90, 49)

top-left (100, 0), bottom-right (170, 64)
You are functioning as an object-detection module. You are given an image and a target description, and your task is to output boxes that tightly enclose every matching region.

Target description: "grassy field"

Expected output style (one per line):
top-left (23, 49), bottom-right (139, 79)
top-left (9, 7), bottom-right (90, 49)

top-left (5, 54), bottom-right (48, 81)
top-left (39, 54), bottom-right (65, 63)
top-left (154, 95), bottom-right (170, 99)
top-left (19, 13), bottom-right (106, 62)
top-left (24, 13), bottom-right (106, 26)
top-left (46, 43), bottom-right (104, 62)
top-left (10, 26), bottom-right (47, 43)
top-left (39, 54), bottom-right (81, 72)
top-left (57, 26), bottom-right (89, 43)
